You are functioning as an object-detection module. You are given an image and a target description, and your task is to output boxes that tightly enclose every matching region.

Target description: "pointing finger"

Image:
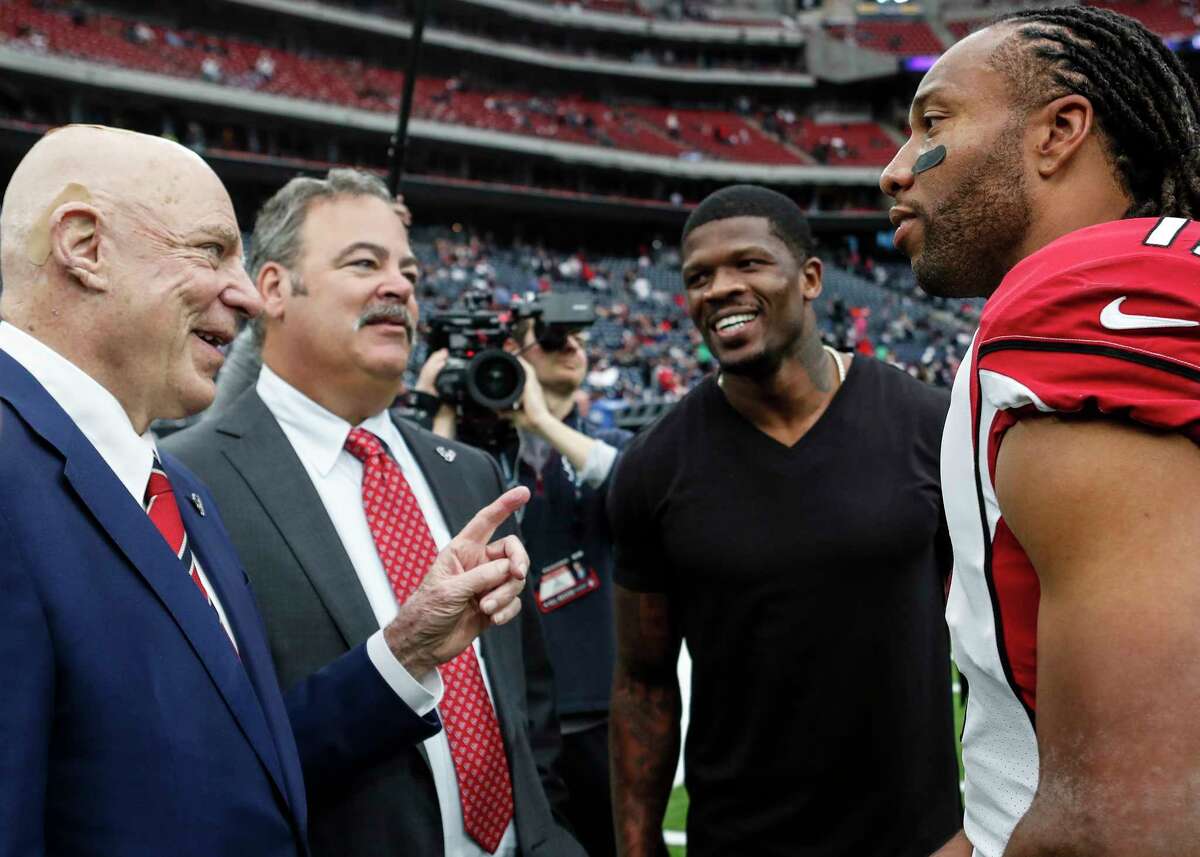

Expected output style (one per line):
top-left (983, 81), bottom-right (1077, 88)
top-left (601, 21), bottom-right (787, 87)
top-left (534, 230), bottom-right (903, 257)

top-left (454, 486), bottom-right (531, 547)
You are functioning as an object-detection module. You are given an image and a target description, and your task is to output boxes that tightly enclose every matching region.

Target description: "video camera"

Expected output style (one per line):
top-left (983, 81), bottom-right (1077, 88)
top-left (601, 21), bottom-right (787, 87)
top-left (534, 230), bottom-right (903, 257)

top-left (424, 290), bottom-right (596, 452)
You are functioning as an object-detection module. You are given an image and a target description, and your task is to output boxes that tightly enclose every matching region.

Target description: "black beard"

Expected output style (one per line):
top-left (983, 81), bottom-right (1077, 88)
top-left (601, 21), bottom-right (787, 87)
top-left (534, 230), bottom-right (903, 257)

top-left (710, 321), bottom-right (806, 381)
top-left (716, 346), bottom-right (785, 380)
top-left (913, 126), bottom-right (1032, 300)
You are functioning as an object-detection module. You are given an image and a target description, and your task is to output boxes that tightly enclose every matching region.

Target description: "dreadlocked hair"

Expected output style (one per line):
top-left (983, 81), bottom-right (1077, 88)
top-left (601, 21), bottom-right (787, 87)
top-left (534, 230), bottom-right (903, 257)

top-left (992, 4), bottom-right (1200, 219)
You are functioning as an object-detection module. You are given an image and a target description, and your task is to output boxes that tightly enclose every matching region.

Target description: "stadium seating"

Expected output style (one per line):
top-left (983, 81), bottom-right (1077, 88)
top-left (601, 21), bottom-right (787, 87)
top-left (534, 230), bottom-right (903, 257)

top-left (551, 0), bottom-right (652, 17)
top-left (945, 19), bottom-right (983, 41)
top-left (824, 20), bottom-right (946, 56)
top-left (785, 118), bottom-right (899, 167)
top-left (545, 0), bottom-right (789, 27)
top-left (1091, 1), bottom-right (1198, 38)
top-left (629, 106), bottom-right (805, 164)
top-left (408, 225), bottom-right (974, 402)
top-left (0, 0), bottom-right (894, 167)
top-left (947, 2), bottom-right (1198, 42)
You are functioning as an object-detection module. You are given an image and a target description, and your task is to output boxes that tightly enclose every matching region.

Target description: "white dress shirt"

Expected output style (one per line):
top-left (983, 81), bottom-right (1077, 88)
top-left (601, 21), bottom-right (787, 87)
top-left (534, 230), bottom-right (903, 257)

top-left (0, 322), bottom-right (237, 644)
top-left (257, 365), bottom-right (519, 857)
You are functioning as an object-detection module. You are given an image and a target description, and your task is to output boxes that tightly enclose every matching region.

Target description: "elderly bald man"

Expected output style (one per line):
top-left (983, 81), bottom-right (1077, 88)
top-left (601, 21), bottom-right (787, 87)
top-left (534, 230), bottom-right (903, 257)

top-left (0, 125), bottom-right (531, 857)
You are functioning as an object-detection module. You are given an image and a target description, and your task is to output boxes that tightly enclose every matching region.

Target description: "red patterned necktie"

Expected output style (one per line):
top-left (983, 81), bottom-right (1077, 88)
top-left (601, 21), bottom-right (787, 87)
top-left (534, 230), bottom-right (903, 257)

top-left (145, 455), bottom-right (237, 654)
top-left (344, 427), bottom-right (514, 854)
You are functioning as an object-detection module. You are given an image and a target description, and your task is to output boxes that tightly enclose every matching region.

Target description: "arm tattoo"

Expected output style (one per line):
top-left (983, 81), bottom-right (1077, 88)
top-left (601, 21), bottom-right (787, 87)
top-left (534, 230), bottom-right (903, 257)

top-left (611, 588), bottom-right (682, 857)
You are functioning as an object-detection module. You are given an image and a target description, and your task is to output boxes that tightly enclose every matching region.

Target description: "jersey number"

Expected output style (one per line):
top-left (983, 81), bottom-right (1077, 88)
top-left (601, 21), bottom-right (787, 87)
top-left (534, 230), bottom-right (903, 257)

top-left (1143, 217), bottom-right (1200, 255)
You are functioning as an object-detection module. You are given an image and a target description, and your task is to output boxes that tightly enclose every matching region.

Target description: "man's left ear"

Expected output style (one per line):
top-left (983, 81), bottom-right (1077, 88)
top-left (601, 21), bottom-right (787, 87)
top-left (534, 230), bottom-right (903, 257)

top-left (801, 256), bottom-right (823, 301)
top-left (1035, 93), bottom-right (1094, 178)
top-left (49, 202), bottom-right (108, 292)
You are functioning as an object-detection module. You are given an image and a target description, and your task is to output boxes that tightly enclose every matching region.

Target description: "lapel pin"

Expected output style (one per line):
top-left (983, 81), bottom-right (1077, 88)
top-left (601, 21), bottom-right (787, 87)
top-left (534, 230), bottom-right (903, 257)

top-left (435, 446), bottom-right (457, 463)
top-left (189, 493), bottom-right (206, 517)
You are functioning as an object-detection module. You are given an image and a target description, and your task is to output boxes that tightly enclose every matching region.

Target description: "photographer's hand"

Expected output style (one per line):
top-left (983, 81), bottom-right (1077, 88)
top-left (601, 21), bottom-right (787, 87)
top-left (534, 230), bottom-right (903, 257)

top-left (510, 356), bottom-right (598, 474)
top-left (415, 348), bottom-right (457, 439)
top-left (511, 356), bottom-right (552, 433)
top-left (415, 348), bottom-right (450, 397)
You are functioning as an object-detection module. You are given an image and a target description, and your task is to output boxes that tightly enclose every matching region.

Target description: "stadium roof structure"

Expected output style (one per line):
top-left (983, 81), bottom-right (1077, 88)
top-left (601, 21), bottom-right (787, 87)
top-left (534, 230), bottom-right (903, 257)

top-left (0, 44), bottom-right (879, 186)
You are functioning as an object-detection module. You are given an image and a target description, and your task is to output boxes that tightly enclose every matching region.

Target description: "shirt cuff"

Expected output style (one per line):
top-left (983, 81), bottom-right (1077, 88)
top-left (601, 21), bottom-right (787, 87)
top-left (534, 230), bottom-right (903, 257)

top-left (365, 629), bottom-right (444, 717)
top-left (579, 440), bottom-right (618, 489)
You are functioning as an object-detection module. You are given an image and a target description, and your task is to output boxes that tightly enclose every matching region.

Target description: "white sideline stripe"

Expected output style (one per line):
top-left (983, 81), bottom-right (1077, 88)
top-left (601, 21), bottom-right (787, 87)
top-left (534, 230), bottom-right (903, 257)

top-left (676, 644), bottom-right (691, 787)
top-left (664, 831), bottom-right (688, 846)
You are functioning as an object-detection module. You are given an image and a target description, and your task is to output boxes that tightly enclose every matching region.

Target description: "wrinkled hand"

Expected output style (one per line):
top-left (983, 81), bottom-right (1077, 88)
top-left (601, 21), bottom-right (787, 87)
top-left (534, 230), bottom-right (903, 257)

top-left (415, 348), bottom-right (450, 397)
top-left (384, 486), bottom-right (531, 676)
top-left (509, 356), bottom-right (551, 433)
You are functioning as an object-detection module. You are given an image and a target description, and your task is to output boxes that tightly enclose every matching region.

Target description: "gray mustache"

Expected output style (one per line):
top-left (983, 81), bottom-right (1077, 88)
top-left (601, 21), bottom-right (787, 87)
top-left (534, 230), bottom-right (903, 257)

top-left (356, 304), bottom-right (414, 335)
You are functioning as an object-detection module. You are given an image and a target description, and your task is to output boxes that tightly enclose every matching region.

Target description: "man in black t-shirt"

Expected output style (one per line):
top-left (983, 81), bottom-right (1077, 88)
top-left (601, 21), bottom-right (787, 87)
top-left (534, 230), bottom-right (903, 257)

top-left (607, 185), bottom-right (961, 857)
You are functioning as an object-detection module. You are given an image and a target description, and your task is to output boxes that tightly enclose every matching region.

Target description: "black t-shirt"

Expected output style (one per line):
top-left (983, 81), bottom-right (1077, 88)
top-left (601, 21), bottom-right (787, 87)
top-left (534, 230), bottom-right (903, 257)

top-left (609, 357), bottom-right (961, 857)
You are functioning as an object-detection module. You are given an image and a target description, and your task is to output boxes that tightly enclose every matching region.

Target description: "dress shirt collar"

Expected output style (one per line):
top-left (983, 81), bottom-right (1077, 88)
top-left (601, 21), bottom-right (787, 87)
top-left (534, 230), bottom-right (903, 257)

top-left (256, 363), bottom-right (399, 475)
top-left (0, 321), bottom-right (157, 502)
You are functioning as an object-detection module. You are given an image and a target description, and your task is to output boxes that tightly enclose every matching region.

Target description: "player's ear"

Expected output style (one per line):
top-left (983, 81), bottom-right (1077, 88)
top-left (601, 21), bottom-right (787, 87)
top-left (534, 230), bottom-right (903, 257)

top-left (800, 255), bottom-right (823, 301)
top-left (1034, 93), bottom-right (1094, 178)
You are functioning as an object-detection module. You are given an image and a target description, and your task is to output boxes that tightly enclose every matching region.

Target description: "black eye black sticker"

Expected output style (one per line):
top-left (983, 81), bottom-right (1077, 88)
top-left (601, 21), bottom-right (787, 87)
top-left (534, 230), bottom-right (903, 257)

top-left (913, 144), bottom-right (947, 175)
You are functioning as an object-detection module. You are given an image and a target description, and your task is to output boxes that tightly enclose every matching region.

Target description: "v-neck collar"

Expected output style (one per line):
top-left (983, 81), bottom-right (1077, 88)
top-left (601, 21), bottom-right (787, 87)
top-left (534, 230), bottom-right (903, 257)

top-left (709, 353), bottom-right (860, 454)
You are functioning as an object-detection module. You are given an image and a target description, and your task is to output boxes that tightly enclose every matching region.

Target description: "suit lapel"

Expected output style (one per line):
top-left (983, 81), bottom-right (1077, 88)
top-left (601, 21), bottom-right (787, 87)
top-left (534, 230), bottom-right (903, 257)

top-left (393, 417), bottom-right (473, 535)
top-left (223, 400), bottom-right (443, 770)
top-left (0, 353), bottom-right (295, 814)
top-left (218, 392), bottom-right (379, 647)
top-left (171, 463), bottom-right (297, 813)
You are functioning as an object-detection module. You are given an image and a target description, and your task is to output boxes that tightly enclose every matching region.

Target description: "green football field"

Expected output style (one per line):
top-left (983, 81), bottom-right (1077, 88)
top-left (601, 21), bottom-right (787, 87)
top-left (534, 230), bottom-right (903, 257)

top-left (661, 663), bottom-right (967, 856)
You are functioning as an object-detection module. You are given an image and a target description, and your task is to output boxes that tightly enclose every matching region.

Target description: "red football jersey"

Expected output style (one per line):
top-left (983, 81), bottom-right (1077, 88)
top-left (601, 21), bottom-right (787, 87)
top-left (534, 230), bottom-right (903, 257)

top-left (943, 217), bottom-right (1200, 857)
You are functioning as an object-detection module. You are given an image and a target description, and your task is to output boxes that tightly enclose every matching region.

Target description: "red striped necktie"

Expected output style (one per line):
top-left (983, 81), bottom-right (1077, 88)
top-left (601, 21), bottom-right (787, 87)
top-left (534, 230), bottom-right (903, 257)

top-left (344, 427), bottom-right (514, 854)
top-left (144, 456), bottom-right (237, 654)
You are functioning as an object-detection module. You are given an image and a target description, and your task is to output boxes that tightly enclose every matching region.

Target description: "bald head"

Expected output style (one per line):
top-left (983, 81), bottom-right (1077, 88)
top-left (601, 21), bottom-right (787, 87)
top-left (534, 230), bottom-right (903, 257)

top-left (0, 124), bottom-right (261, 432)
top-left (1, 125), bottom-right (225, 297)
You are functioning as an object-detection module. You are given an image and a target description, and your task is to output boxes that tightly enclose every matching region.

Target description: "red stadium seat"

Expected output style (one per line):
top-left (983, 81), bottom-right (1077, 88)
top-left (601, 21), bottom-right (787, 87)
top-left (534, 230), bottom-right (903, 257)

top-left (1090, 1), bottom-right (1198, 38)
top-left (786, 118), bottom-right (898, 167)
top-left (826, 20), bottom-right (946, 56)
top-left (0, 0), bottom-right (897, 168)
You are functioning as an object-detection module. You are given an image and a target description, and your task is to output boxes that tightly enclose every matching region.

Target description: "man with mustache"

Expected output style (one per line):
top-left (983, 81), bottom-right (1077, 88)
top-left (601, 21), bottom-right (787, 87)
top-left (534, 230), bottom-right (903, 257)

top-left (607, 184), bottom-right (961, 857)
top-left (0, 129), bottom-right (529, 856)
top-left (165, 169), bottom-right (585, 857)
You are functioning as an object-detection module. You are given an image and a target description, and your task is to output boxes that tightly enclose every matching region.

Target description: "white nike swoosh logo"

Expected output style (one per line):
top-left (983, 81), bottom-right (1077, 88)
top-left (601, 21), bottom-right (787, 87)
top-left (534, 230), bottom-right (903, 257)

top-left (1099, 297), bottom-right (1199, 331)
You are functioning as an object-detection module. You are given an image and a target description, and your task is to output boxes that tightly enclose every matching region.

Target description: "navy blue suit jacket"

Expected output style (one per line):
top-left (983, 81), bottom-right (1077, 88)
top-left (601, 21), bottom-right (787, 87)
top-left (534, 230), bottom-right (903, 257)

top-left (0, 350), bottom-right (439, 856)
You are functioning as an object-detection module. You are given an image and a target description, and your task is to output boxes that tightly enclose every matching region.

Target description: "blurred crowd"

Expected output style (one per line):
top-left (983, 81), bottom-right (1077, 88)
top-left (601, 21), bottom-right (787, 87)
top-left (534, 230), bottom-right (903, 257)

top-left (406, 225), bottom-right (976, 426)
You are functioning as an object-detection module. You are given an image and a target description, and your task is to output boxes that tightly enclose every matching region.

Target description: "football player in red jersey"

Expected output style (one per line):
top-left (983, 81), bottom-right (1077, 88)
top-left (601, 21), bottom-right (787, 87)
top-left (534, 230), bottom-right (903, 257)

top-left (881, 7), bottom-right (1200, 857)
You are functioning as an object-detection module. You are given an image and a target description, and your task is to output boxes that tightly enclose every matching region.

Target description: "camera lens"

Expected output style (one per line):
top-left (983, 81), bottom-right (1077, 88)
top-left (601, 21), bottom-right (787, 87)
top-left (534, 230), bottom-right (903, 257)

top-left (466, 349), bottom-right (525, 411)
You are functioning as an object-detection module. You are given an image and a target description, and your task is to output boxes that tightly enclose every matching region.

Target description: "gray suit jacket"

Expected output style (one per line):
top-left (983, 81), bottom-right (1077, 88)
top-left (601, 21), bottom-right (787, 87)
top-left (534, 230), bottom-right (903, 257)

top-left (164, 388), bottom-right (584, 857)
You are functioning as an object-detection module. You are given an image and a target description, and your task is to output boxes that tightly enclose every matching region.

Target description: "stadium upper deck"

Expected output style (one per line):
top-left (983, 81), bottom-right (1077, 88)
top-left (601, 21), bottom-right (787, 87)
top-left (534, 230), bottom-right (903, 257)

top-left (0, 0), bottom-right (900, 170)
top-left (2, 0), bottom-right (1196, 222)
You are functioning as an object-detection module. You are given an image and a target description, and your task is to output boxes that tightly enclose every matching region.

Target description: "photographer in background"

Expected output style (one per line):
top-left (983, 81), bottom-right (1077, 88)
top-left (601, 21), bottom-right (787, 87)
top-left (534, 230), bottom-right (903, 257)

top-left (420, 317), bottom-right (631, 857)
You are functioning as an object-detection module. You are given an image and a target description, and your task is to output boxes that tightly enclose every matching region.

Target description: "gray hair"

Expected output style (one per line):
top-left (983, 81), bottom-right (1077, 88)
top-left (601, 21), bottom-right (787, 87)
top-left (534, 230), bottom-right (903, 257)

top-left (247, 168), bottom-right (395, 344)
